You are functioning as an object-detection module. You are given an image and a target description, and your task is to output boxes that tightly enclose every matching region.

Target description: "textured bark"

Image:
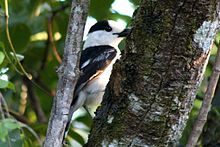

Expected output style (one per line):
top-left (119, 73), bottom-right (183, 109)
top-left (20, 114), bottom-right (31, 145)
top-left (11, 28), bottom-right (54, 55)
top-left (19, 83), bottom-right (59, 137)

top-left (43, 0), bottom-right (89, 147)
top-left (86, 0), bottom-right (219, 147)
top-left (187, 26), bottom-right (220, 146)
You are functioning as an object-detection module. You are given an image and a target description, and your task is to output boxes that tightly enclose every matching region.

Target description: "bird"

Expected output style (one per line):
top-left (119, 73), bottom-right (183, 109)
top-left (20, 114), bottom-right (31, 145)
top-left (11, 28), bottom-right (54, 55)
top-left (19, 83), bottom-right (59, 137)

top-left (64, 20), bottom-right (131, 140)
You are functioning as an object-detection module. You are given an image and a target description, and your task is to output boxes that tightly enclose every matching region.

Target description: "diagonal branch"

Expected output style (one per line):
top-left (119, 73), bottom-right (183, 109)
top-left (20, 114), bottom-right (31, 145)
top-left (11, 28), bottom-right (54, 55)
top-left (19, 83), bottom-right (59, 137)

top-left (186, 32), bottom-right (220, 147)
top-left (47, 2), bottom-right (71, 64)
top-left (43, 0), bottom-right (89, 147)
top-left (23, 77), bottom-right (47, 123)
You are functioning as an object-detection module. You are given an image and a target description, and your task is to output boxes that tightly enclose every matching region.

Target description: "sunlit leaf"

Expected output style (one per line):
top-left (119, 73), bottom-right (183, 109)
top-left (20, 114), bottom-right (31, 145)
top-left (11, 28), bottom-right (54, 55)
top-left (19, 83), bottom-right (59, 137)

top-left (0, 118), bottom-right (21, 144)
top-left (0, 51), bottom-right (5, 65)
top-left (2, 119), bottom-right (21, 130)
top-left (0, 79), bottom-right (15, 90)
top-left (0, 122), bottom-right (8, 142)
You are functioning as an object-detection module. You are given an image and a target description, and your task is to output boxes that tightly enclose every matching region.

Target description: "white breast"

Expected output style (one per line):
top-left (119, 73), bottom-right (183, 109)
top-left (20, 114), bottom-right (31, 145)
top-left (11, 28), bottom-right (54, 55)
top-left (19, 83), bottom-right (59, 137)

top-left (83, 53), bottom-right (120, 107)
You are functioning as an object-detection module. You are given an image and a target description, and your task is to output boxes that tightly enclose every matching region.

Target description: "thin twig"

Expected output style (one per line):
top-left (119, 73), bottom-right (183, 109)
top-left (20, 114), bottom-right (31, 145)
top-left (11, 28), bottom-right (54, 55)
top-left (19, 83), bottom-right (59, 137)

top-left (0, 92), bottom-right (10, 117)
top-left (48, 16), bottom-right (62, 64)
top-left (47, 3), bottom-right (70, 64)
top-left (20, 122), bottom-right (42, 145)
top-left (52, 3), bottom-right (70, 16)
top-left (40, 35), bottom-right (50, 71)
top-left (0, 93), bottom-right (13, 147)
top-left (24, 77), bottom-right (47, 123)
top-left (186, 39), bottom-right (220, 147)
top-left (0, 93), bottom-right (5, 119)
top-left (4, 0), bottom-right (32, 80)
top-left (3, 108), bottom-right (30, 124)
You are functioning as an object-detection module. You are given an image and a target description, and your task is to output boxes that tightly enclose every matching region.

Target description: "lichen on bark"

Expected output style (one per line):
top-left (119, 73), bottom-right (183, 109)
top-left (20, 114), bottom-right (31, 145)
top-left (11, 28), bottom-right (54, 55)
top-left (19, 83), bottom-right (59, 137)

top-left (86, 0), bottom-right (219, 147)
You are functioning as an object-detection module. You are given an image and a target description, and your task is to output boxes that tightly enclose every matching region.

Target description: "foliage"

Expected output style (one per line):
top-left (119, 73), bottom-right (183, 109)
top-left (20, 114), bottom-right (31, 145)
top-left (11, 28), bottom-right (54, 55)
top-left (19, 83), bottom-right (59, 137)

top-left (0, 0), bottom-right (219, 146)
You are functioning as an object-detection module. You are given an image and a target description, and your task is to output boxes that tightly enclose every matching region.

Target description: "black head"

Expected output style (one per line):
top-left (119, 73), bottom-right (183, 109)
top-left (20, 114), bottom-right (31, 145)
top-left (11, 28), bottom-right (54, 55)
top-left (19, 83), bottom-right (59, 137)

top-left (84, 20), bottom-right (131, 48)
top-left (88, 20), bottom-right (112, 34)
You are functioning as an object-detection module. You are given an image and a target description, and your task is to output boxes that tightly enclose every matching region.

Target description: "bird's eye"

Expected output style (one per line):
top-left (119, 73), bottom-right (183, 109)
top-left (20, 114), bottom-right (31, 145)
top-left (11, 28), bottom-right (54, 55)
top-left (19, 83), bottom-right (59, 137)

top-left (105, 27), bottom-right (112, 32)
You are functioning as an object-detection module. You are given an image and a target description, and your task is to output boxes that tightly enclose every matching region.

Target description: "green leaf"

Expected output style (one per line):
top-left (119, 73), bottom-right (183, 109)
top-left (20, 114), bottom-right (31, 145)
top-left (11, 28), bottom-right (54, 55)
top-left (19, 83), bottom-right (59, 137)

top-left (0, 79), bottom-right (8, 89)
top-left (89, 0), bottom-right (114, 20)
top-left (7, 82), bottom-right (15, 90)
top-left (2, 119), bottom-right (21, 130)
top-left (7, 129), bottom-right (23, 147)
top-left (0, 122), bottom-right (8, 142)
top-left (0, 79), bottom-right (15, 90)
top-left (0, 119), bottom-right (21, 143)
top-left (8, 23), bottom-right (31, 51)
top-left (0, 51), bottom-right (5, 65)
top-left (0, 42), bottom-right (4, 49)
top-left (0, 128), bottom-right (22, 147)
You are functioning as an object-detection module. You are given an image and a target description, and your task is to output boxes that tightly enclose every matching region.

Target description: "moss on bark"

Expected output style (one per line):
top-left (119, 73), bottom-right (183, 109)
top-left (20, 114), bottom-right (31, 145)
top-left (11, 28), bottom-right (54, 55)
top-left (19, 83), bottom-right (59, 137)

top-left (86, 0), bottom-right (219, 146)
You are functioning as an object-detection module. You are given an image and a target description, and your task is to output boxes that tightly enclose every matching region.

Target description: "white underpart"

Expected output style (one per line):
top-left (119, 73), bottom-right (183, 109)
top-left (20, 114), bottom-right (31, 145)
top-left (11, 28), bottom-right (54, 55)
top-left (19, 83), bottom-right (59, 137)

top-left (72, 52), bottom-right (120, 111)
top-left (83, 52), bottom-right (120, 107)
top-left (193, 20), bottom-right (219, 53)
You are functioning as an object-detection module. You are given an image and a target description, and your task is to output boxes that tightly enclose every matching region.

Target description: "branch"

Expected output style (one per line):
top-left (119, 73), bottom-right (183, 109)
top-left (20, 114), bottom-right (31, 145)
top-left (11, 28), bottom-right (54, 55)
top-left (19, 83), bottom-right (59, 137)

top-left (43, 0), bottom-right (89, 146)
top-left (0, 92), bottom-right (5, 119)
top-left (0, 92), bottom-right (10, 118)
top-left (39, 35), bottom-right (50, 71)
top-left (4, 0), bottom-right (32, 80)
top-left (186, 33), bottom-right (220, 146)
top-left (47, 17), bottom-right (62, 64)
top-left (24, 78), bottom-right (47, 123)
top-left (47, 2), bottom-right (71, 64)
top-left (6, 109), bottom-right (30, 124)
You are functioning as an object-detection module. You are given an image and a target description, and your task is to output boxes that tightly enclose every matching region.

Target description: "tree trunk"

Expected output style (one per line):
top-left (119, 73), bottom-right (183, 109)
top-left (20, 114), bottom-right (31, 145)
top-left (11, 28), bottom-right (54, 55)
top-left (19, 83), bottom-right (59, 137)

top-left (86, 0), bottom-right (220, 146)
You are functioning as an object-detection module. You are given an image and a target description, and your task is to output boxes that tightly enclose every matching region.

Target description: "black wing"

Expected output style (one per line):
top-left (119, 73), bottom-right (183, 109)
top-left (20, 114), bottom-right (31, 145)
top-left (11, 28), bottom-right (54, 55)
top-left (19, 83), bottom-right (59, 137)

top-left (64, 45), bottom-right (117, 140)
top-left (75, 45), bottom-right (117, 93)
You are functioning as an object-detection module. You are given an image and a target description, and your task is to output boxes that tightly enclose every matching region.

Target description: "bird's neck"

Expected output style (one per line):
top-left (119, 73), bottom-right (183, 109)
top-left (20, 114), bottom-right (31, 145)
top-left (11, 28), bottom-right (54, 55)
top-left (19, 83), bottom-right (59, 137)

top-left (83, 35), bottom-right (123, 50)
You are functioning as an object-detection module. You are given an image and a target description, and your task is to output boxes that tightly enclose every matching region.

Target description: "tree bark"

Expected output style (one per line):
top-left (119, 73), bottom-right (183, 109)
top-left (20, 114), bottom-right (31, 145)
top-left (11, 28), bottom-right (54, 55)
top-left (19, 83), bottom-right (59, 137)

top-left (86, 0), bottom-right (220, 146)
top-left (43, 0), bottom-right (89, 147)
top-left (187, 32), bottom-right (220, 146)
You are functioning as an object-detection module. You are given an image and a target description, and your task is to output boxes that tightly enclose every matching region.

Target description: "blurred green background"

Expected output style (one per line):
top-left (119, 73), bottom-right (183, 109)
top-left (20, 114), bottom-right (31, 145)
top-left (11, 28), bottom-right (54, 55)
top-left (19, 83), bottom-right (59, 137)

top-left (0, 0), bottom-right (219, 146)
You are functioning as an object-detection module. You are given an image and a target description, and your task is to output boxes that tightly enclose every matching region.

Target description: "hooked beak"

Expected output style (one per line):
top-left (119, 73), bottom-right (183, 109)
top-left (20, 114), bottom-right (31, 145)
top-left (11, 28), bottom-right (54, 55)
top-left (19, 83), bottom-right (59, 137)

top-left (114, 28), bottom-right (131, 37)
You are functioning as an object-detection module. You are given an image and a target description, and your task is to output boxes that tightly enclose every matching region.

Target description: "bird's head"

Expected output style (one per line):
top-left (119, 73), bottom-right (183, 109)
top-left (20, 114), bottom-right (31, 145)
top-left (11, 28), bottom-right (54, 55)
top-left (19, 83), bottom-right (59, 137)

top-left (83, 20), bottom-right (131, 49)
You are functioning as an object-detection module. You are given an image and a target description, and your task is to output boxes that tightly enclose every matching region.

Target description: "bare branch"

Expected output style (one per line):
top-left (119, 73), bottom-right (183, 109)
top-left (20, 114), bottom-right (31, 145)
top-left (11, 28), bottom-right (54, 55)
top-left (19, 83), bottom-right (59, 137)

top-left (43, 0), bottom-right (89, 146)
top-left (24, 78), bottom-right (47, 123)
top-left (0, 92), bottom-right (10, 118)
top-left (186, 33), bottom-right (220, 147)
top-left (48, 15), bottom-right (62, 64)
top-left (0, 92), bottom-right (5, 119)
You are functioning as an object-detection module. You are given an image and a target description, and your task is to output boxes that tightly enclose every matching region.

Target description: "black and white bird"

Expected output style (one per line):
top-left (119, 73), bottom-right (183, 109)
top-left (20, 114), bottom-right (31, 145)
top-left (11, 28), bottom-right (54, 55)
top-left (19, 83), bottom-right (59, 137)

top-left (64, 20), bottom-right (130, 139)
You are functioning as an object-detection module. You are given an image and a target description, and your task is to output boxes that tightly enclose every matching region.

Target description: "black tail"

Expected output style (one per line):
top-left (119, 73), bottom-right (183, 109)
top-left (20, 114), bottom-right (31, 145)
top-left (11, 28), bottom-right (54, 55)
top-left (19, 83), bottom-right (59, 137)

top-left (62, 95), bottom-right (79, 144)
top-left (62, 113), bottom-right (73, 144)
